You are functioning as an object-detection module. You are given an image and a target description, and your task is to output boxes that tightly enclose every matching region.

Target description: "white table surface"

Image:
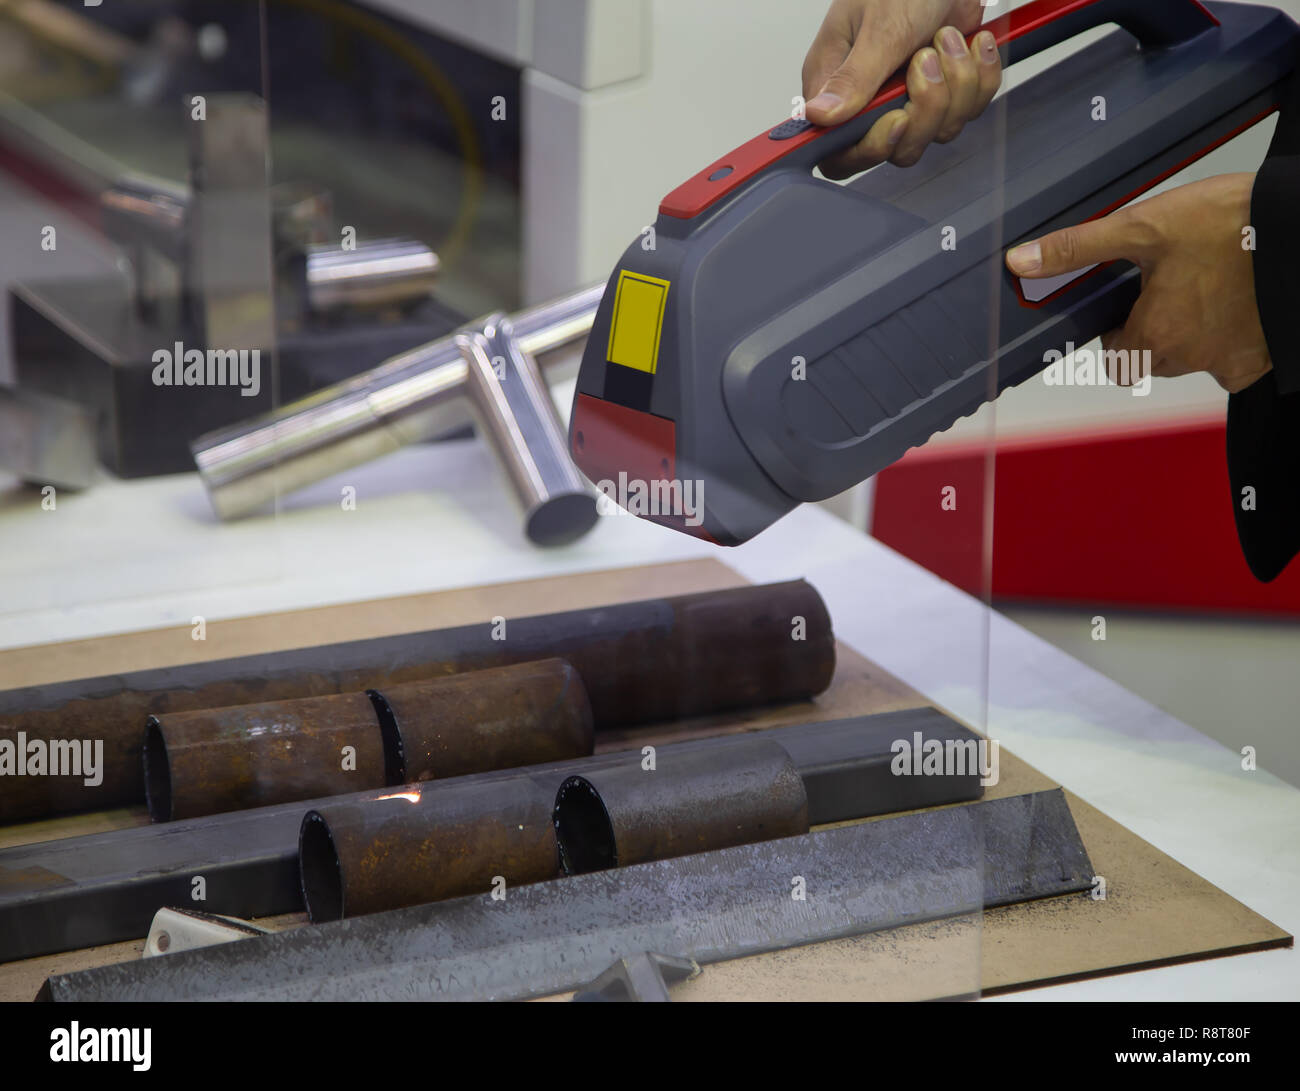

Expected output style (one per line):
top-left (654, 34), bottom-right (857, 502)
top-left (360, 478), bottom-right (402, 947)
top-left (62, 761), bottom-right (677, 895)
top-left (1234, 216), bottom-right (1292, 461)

top-left (1, 430), bottom-right (1295, 1001)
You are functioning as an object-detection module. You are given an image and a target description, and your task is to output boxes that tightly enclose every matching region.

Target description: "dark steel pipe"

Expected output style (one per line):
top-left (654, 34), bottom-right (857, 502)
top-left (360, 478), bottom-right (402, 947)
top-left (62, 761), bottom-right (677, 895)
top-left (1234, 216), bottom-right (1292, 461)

top-left (554, 740), bottom-right (809, 874)
top-left (144, 692), bottom-right (387, 823)
top-left (0, 581), bottom-right (834, 822)
top-left (371, 658), bottom-right (592, 784)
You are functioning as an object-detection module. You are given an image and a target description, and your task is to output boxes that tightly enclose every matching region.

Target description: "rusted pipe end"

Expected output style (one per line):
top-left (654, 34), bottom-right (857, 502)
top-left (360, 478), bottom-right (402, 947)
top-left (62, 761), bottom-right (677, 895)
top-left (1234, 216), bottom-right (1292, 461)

top-left (142, 717), bottom-right (173, 823)
top-left (553, 775), bottom-right (617, 875)
top-left (299, 811), bottom-right (345, 923)
top-left (364, 688), bottom-right (406, 786)
top-left (369, 659), bottom-right (593, 784)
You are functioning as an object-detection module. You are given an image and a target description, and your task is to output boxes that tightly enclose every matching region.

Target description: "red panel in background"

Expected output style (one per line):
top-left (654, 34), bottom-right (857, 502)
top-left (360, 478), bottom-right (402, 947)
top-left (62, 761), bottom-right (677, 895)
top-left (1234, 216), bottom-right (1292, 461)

top-left (871, 418), bottom-right (1300, 617)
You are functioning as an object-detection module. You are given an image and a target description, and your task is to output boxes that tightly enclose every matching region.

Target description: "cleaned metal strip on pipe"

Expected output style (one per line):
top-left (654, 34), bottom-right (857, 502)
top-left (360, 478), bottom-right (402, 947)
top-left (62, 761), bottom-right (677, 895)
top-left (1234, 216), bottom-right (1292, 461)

top-left (191, 283), bottom-right (603, 520)
top-left (553, 739), bottom-right (809, 874)
top-left (37, 790), bottom-right (1090, 1002)
top-left (0, 707), bottom-right (981, 961)
top-left (0, 580), bottom-right (834, 822)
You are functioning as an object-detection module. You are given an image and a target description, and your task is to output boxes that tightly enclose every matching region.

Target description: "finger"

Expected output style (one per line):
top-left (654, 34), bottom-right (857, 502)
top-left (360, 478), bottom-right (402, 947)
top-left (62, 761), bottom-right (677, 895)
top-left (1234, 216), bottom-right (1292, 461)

top-left (817, 110), bottom-right (910, 180)
top-left (805, 18), bottom-right (906, 125)
top-left (1101, 292), bottom-right (1170, 384)
top-left (806, 0), bottom-right (961, 125)
top-left (1098, 327), bottom-right (1156, 386)
top-left (1007, 209), bottom-right (1151, 279)
top-left (933, 26), bottom-right (979, 143)
top-left (970, 30), bottom-right (1003, 117)
top-left (802, 18), bottom-right (852, 107)
top-left (891, 48), bottom-right (950, 167)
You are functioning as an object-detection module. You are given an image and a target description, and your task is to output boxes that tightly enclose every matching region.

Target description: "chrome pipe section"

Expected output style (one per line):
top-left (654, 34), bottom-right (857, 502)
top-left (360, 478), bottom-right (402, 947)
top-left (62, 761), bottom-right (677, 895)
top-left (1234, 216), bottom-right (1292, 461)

top-left (191, 283), bottom-right (604, 524)
top-left (305, 239), bottom-right (440, 312)
top-left (461, 317), bottom-right (597, 546)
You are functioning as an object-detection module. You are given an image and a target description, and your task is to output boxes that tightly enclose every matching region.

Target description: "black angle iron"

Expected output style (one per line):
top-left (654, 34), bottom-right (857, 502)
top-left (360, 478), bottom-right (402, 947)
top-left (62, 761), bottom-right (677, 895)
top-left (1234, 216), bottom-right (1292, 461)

top-left (570, 0), bottom-right (1299, 543)
top-left (37, 789), bottom-right (1091, 1002)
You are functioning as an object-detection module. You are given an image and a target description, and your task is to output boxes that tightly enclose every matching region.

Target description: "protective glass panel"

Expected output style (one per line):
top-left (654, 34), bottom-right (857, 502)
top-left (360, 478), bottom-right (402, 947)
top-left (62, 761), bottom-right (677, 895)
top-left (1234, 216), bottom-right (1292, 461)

top-left (4, 0), bottom-right (1290, 1010)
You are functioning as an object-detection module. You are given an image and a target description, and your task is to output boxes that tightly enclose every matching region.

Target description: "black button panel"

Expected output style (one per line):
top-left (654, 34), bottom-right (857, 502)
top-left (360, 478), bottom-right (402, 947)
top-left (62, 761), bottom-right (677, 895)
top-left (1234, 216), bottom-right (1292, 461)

top-left (768, 118), bottom-right (815, 140)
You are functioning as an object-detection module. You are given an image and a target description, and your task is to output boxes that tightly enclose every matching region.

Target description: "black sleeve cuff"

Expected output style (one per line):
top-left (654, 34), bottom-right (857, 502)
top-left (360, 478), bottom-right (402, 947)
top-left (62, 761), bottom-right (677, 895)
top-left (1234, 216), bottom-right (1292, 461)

top-left (1226, 370), bottom-right (1300, 582)
top-left (1251, 156), bottom-right (1300, 396)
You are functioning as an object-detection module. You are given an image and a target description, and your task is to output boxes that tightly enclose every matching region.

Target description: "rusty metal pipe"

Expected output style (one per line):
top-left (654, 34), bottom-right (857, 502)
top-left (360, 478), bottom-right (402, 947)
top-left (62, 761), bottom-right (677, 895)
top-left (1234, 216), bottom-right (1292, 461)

top-left (553, 740), bottom-right (809, 874)
top-left (300, 778), bottom-right (559, 922)
top-left (371, 658), bottom-right (592, 784)
top-left (299, 739), bottom-right (810, 923)
top-left (299, 748), bottom-right (658, 922)
top-left (144, 659), bottom-right (594, 822)
top-left (0, 581), bottom-right (834, 822)
top-left (144, 692), bottom-right (388, 823)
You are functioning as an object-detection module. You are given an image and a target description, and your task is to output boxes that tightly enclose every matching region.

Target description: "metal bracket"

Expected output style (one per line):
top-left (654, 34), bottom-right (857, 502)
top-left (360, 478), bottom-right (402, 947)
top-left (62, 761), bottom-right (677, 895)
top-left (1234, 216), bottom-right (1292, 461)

top-left (143, 908), bottom-right (270, 958)
top-left (572, 952), bottom-right (700, 1002)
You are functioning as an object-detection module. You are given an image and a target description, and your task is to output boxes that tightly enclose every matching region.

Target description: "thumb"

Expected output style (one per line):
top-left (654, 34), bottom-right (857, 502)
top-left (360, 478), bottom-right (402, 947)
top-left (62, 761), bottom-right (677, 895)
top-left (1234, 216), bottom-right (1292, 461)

top-left (806, 42), bottom-right (892, 125)
top-left (1007, 209), bottom-right (1148, 279)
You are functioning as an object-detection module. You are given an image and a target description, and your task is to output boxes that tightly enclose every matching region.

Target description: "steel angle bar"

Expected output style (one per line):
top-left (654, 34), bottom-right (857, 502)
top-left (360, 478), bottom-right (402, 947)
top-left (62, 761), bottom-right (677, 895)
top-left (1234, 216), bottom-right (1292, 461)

top-left (0, 802), bottom-right (304, 964)
top-left (37, 789), bottom-right (1092, 1001)
top-left (0, 706), bottom-right (981, 962)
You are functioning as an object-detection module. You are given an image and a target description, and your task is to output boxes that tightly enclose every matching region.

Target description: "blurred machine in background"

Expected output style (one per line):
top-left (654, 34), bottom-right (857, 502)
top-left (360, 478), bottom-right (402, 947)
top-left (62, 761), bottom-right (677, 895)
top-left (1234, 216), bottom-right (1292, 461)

top-left (0, 0), bottom-right (829, 481)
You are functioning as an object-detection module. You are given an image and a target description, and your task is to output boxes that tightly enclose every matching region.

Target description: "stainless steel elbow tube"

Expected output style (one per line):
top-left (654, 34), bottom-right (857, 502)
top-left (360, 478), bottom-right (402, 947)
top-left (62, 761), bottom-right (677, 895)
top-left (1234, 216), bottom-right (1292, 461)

top-left (191, 284), bottom-right (603, 543)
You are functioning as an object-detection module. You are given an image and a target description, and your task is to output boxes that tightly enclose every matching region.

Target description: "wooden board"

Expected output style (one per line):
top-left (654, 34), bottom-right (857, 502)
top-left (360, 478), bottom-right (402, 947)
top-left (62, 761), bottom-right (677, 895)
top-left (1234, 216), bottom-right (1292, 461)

top-left (0, 558), bottom-right (1289, 1001)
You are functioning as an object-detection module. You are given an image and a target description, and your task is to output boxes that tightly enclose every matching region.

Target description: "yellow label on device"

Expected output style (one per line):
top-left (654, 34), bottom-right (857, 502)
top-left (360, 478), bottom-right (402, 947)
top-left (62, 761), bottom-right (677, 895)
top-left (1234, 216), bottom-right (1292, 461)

top-left (606, 271), bottom-right (670, 374)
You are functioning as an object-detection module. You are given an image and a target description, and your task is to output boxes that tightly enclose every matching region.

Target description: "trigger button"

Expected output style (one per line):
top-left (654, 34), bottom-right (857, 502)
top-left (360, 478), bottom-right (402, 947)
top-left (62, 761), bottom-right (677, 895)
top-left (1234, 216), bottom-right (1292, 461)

top-left (768, 118), bottom-right (814, 140)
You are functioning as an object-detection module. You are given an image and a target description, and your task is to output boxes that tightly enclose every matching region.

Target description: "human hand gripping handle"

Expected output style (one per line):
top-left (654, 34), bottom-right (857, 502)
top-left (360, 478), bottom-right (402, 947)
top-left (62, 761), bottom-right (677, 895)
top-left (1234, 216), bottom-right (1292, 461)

top-left (663, 0), bottom-right (1218, 219)
top-left (1007, 174), bottom-right (1273, 394)
top-left (803, 0), bottom-right (998, 176)
top-left (796, 0), bottom-right (1220, 180)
